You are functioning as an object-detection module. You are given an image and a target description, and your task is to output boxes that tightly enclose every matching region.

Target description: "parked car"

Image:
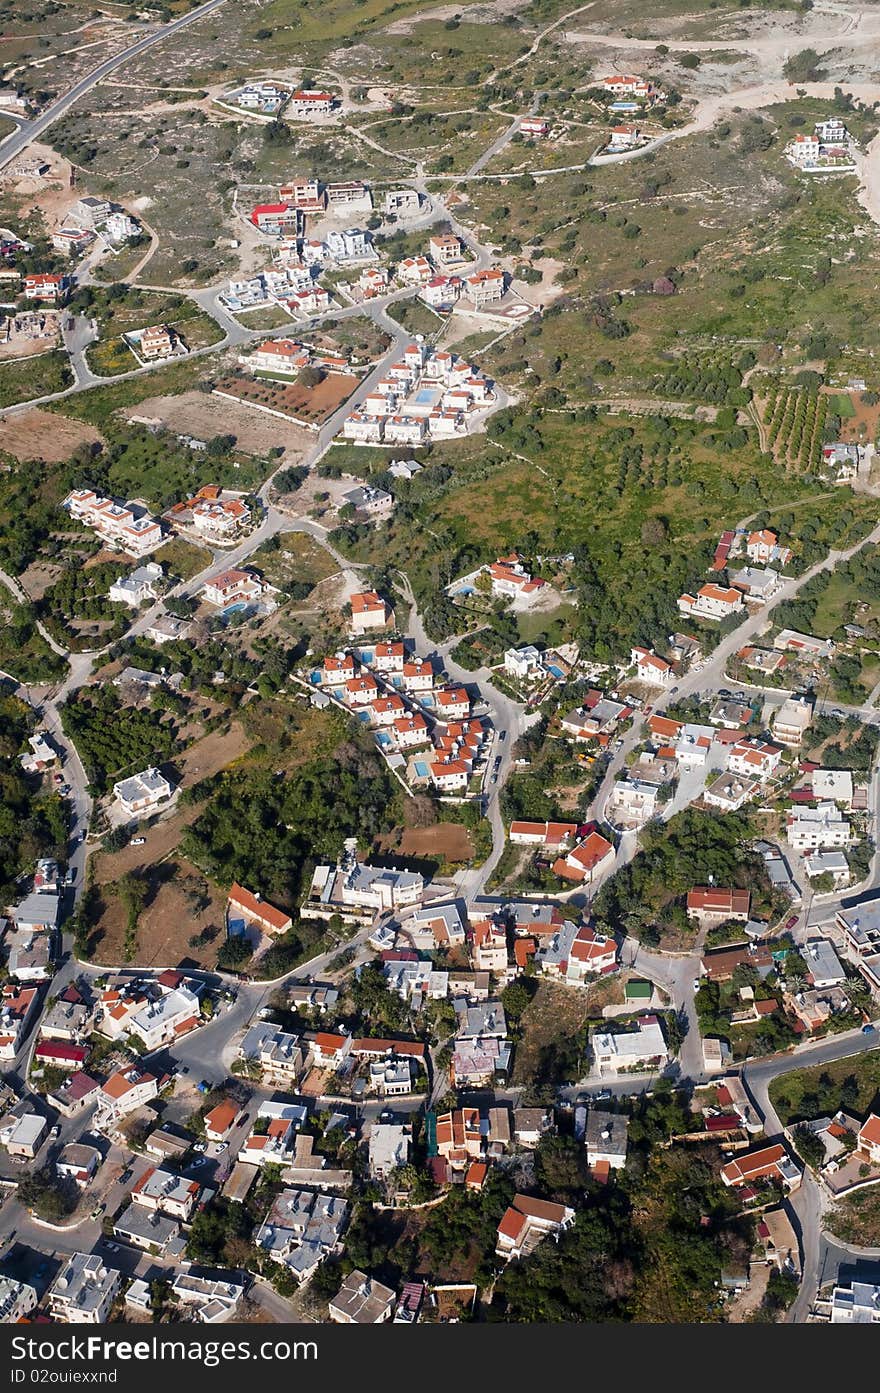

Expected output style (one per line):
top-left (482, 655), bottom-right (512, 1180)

top-left (130, 837), bottom-right (145, 847)
top-left (49, 1124), bottom-right (60, 1139)
top-left (784, 915), bottom-right (799, 932)
top-left (862, 1023), bottom-right (876, 1035)
top-left (693, 978), bottom-right (701, 992)
top-left (215, 1142), bottom-right (228, 1153)
top-left (193, 1141), bottom-right (207, 1152)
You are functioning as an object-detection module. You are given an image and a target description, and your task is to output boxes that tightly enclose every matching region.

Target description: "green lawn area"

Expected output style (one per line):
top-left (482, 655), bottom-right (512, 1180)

top-left (234, 305), bottom-right (293, 332)
top-left (0, 351), bottom-right (73, 409)
top-left (249, 531), bottom-right (339, 589)
top-left (153, 537), bottom-right (213, 583)
top-left (829, 393), bottom-right (856, 419)
top-left (52, 356), bottom-right (212, 427)
top-left (0, 601), bottom-right (67, 684)
top-left (769, 1052), bottom-right (880, 1126)
top-left (386, 298), bottom-right (445, 340)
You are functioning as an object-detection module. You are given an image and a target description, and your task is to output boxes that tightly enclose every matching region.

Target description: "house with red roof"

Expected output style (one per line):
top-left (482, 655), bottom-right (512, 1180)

top-left (720, 1143), bottom-right (802, 1191)
top-left (553, 830), bottom-right (615, 885)
top-left (228, 883), bottom-right (293, 936)
top-left (495, 1194), bottom-right (575, 1261)
top-left (857, 1114), bottom-right (880, 1165)
top-left (350, 590), bottom-right (393, 634)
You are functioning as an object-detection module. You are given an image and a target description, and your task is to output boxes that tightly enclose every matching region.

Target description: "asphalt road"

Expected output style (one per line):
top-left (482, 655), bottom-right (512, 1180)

top-left (0, 0), bottom-right (233, 174)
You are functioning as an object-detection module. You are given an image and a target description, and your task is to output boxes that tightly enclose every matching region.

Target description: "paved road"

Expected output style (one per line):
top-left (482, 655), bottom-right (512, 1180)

top-left (0, 0), bottom-right (233, 174)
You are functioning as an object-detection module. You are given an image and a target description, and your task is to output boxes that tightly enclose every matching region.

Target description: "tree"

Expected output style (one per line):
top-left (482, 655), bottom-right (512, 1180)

top-left (217, 935), bottom-right (252, 970)
top-left (783, 48), bottom-right (826, 82)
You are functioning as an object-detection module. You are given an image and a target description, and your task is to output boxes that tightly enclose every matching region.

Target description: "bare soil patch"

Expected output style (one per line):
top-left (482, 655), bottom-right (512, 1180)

top-left (124, 389), bottom-right (314, 459)
top-left (18, 560), bottom-right (65, 602)
top-left (396, 823), bottom-right (475, 861)
top-left (89, 854), bottom-right (228, 970)
top-left (0, 408), bottom-right (103, 463)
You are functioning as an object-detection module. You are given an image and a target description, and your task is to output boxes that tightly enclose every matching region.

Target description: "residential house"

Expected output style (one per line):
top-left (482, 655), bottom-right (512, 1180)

top-left (786, 802), bottom-right (850, 852)
top-left (0, 1278), bottom-right (37, 1323)
top-left (703, 773), bottom-right (761, 812)
top-left (591, 1015), bottom-right (668, 1075)
top-left (329, 1270), bottom-right (395, 1324)
top-left (535, 920), bottom-right (617, 984)
top-left (509, 820), bottom-right (578, 850)
top-left (857, 1114), bottom-right (880, 1165)
top-left (495, 1194), bottom-right (575, 1262)
top-left (0, 985), bottom-right (39, 1061)
top-left (112, 767), bottom-right (174, 816)
top-left (108, 561), bottom-right (163, 608)
top-left (368, 1122), bottom-right (410, 1179)
top-left (96, 1066), bottom-right (159, 1125)
top-left (130, 1166), bottom-right (202, 1221)
top-left (513, 1109), bottom-right (553, 1149)
top-left (200, 568), bottom-right (264, 607)
top-left (720, 1143), bottom-right (802, 1191)
top-left (49, 1255), bottom-right (121, 1324)
top-left (227, 883), bottom-right (292, 936)
top-left (677, 584), bottom-right (744, 622)
top-left (686, 888), bottom-right (750, 927)
top-left (350, 590), bottom-right (393, 633)
top-left (630, 646), bottom-right (673, 686)
top-left (464, 269), bottom-right (505, 305)
top-left (772, 697), bottom-right (813, 749)
top-left (255, 1189), bottom-right (349, 1284)
top-left (585, 1110), bottom-right (629, 1173)
top-left (552, 830), bottom-right (616, 885)
top-left (64, 489), bottom-right (164, 557)
top-left (730, 566), bottom-right (778, 602)
top-left (23, 272), bottom-right (68, 302)
top-left (747, 529), bottom-right (792, 566)
top-left (127, 985), bottom-right (201, 1051)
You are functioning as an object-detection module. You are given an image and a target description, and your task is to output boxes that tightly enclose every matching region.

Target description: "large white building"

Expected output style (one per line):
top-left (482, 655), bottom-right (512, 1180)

top-left (64, 489), bottom-right (164, 558)
top-left (112, 767), bottom-right (174, 816)
top-left (49, 1254), bottom-right (121, 1324)
top-left (591, 1015), bottom-right (668, 1075)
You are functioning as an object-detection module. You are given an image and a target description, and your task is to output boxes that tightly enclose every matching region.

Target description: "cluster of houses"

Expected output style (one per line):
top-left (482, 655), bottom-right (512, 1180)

top-left (785, 117), bottom-right (857, 173)
top-left (52, 195), bottom-right (140, 260)
top-left (222, 256), bottom-right (335, 318)
top-left (162, 485), bottom-right (253, 542)
top-left (1, 859), bottom-right (65, 988)
top-left (309, 610), bottom-right (489, 794)
top-left (63, 487), bottom-right (166, 557)
top-left (341, 341), bottom-right (496, 446)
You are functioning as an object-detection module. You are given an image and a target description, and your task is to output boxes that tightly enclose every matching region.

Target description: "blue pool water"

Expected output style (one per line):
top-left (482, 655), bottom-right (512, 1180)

top-left (547, 664), bottom-right (564, 679)
top-left (414, 760), bottom-right (430, 778)
top-left (223, 600), bottom-right (251, 616)
top-left (414, 387), bottom-right (436, 405)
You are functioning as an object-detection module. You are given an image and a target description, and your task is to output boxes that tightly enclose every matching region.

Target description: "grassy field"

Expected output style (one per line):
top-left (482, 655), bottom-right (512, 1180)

top-left (0, 351), bottom-right (73, 409)
top-left (769, 1052), bottom-right (880, 1126)
top-left (153, 536), bottom-right (212, 583)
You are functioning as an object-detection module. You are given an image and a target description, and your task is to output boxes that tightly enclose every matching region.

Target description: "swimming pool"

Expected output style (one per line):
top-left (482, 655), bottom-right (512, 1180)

top-left (414, 387), bottom-right (438, 405)
top-left (223, 600), bottom-right (251, 617)
top-left (414, 760), bottom-right (430, 778)
top-left (547, 664), bottom-right (564, 679)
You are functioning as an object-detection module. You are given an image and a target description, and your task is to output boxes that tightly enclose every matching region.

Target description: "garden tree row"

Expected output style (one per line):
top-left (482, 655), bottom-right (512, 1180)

top-left (0, 693), bottom-right (69, 902)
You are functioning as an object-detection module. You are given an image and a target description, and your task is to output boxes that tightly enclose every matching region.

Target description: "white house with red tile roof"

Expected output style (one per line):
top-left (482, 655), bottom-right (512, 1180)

top-left (857, 1114), bottom-right (880, 1164)
top-left (290, 90), bottom-right (335, 116)
top-left (402, 658), bottom-right (434, 692)
top-left (509, 820), bottom-right (578, 848)
top-left (600, 74), bottom-right (655, 98)
top-left (471, 918), bottom-right (508, 972)
top-left (608, 125), bottom-right (642, 151)
top-left (678, 584), bottom-right (744, 622)
top-left (747, 528), bottom-right (792, 566)
top-left (250, 202), bottom-right (291, 233)
top-left (64, 489), bottom-right (165, 558)
top-left (421, 274), bottom-right (462, 306)
top-left (24, 272), bottom-right (68, 302)
top-left (430, 758), bottom-right (471, 791)
top-left (190, 497), bottom-right (250, 539)
top-left (553, 830), bottom-right (615, 884)
top-left (630, 646), bottom-right (672, 686)
top-left (519, 117), bottom-right (550, 137)
top-left (726, 739), bottom-right (784, 779)
top-left (248, 338), bottom-right (309, 374)
top-left (385, 415), bottom-right (427, 445)
top-left (429, 234), bottom-right (464, 266)
top-left (350, 589), bottom-right (393, 633)
top-left (536, 921), bottom-right (617, 984)
top-left (393, 714), bottom-right (431, 748)
top-left (496, 1194), bottom-right (575, 1262)
top-left (96, 1066), bottom-right (159, 1124)
top-left (370, 694), bottom-right (406, 726)
top-left (343, 413), bottom-right (384, 443)
top-left (464, 268), bottom-right (505, 305)
top-left (321, 652), bottom-right (356, 684)
top-left (398, 255), bottom-right (433, 285)
top-left (720, 1143), bottom-right (802, 1190)
top-left (228, 883), bottom-right (292, 936)
top-left (345, 674), bottom-right (379, 706)
top-left (372, 640), bottom-right (405, 671)
top-left (204, 1099), bottom-right (238, 1142)
top-left (436, 687), bottom-right (470, 721)
top-left (200, 568), bottom-right (264, 607)
top-left (0, 985), bottom-right (39, 1060)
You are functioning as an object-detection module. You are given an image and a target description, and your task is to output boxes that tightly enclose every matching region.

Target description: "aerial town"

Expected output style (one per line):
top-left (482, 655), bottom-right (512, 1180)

top-left (2, 0), bottom-right (880, 1348)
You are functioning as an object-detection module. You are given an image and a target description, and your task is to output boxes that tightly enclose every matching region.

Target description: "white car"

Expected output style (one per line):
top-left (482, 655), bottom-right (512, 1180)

top-left (130, 837), bottom-right (146, 847)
